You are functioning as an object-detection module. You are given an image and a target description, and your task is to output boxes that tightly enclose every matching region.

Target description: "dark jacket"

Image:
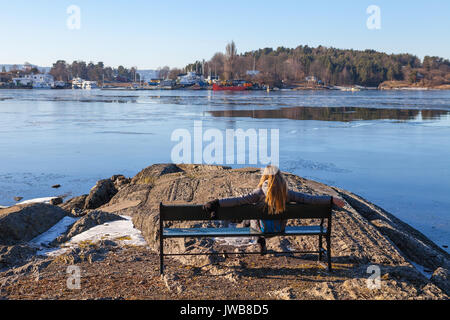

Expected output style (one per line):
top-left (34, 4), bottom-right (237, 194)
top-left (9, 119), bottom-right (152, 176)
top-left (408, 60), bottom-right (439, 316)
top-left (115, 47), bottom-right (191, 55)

top-left (218, 181), bottom-right (332, 233)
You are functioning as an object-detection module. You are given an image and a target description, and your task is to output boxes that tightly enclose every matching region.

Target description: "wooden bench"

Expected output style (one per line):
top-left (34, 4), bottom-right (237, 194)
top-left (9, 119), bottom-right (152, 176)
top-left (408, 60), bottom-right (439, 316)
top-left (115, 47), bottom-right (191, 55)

top-left (159, 201), bottom-right (333, 275)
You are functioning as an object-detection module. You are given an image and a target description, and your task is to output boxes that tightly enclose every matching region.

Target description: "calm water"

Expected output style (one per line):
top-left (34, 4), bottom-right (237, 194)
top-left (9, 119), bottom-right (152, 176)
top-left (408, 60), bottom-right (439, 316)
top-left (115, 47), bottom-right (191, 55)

top-left (0, 89), bottom-right (449, 251)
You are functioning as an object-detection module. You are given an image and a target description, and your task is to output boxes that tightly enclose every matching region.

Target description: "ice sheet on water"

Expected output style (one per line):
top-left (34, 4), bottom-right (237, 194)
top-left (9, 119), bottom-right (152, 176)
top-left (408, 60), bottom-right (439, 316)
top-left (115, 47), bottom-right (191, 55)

top-left (283, 158), bottom-right (350, 173)
top-left (349, 122), bottom-right (375, 128)
top-left (416, 120), bottom-right (450, 127)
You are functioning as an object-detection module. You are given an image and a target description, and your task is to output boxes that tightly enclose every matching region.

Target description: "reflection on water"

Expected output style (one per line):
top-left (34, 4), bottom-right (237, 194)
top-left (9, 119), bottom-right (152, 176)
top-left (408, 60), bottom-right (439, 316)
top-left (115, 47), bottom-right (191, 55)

top-left (209, 106), bottom-right (450, 122)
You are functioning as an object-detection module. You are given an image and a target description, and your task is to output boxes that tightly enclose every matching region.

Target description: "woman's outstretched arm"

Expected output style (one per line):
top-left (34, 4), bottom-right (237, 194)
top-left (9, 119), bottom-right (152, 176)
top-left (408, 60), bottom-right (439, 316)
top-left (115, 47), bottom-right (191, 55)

top-left (288, 190), bottom-right (331, 204)
top-left (218, 188), bottom-right (264, 207)
top-left (203, 189), bottom-right (264, 218)
top-left (288, 190), bottom-right (345, 208)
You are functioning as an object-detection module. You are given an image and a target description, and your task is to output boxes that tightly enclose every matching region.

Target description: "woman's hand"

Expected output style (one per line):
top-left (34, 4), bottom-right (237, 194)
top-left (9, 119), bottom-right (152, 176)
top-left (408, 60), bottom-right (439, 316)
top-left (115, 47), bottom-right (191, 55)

top-left (332, 196), bottom-right (346, 208)
top-left (203, 199), bottom-right (220, 219)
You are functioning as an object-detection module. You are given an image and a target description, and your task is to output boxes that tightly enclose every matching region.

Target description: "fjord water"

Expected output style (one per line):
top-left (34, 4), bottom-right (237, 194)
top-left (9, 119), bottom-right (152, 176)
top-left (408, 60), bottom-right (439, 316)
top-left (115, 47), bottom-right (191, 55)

top-left (0, 89), bottom-right (449, 251)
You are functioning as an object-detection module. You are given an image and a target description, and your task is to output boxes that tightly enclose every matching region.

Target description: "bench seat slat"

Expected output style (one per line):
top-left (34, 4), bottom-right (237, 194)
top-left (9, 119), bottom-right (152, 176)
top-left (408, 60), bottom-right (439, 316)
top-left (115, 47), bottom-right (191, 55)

top-left (284, 226), bottom-right (327, 235)
top-left (163, 226), bottom-right (327, 238)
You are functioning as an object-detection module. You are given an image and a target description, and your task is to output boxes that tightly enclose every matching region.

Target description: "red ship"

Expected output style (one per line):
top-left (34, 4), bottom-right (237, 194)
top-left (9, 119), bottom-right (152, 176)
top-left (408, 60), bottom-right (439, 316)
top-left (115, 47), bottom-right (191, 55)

top-left (212, 83), bottom-right (247, 91)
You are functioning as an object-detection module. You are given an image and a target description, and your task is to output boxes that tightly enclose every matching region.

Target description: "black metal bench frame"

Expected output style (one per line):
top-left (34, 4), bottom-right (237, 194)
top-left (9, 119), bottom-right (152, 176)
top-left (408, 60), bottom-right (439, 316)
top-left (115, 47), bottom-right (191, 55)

top-left (159, 200), bottom-right (333, 275)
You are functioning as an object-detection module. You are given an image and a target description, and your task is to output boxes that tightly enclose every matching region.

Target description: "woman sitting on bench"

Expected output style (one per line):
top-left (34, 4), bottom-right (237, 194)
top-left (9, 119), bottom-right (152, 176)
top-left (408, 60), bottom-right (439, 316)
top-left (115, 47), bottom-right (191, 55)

top-left (203, 165), bottom-right (345, 255)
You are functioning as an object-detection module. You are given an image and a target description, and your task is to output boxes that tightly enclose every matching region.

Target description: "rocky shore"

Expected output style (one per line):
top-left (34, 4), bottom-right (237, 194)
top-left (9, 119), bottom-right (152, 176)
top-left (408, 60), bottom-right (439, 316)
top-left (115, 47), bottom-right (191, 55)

top-left (378, 80), bottom-right (450, 90)
top-left (0, 164), bottom-right (449, 300)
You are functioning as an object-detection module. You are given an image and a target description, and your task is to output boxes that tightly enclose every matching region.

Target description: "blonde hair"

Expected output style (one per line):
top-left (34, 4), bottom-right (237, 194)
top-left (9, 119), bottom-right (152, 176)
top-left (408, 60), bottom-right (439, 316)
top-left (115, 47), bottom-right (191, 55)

top-left (258, 165), bottom-right (288, 214)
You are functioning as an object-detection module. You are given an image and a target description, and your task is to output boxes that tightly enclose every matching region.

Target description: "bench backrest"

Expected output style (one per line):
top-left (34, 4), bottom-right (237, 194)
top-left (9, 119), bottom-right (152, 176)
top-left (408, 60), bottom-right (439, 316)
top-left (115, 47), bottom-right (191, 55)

top-left (160, 202), bottom-right (332, 222)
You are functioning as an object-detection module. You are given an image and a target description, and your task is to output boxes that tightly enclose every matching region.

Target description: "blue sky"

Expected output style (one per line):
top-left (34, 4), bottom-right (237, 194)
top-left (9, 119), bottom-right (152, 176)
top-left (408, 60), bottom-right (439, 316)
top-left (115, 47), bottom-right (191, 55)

top-left (1, 0), bottom-right (449, 69)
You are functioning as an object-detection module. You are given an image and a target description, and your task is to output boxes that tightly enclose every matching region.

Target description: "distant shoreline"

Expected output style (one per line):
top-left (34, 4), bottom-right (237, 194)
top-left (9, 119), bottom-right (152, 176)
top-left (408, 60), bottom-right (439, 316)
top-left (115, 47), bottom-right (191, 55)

top-left (1, 86), bottom-right (450, 91)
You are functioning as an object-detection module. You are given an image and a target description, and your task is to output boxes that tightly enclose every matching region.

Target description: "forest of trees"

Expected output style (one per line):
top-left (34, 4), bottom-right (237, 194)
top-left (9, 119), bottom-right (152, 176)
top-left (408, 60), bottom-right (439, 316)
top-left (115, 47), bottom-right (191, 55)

top-left (46, 43), bottom-right (450, 88)
top-left (49, 60), bottom-right (140, 83)
top-left (182, 42), bottom-right (450, 87)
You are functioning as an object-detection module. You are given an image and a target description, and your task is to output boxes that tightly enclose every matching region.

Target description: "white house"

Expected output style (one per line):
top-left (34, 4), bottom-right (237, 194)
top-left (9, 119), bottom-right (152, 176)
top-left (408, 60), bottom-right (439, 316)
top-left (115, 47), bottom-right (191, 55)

top-left (31, 74), bottom-right (54, 88)
top-left (12, 76), bottom-right (32, 87)
top-left (13, 73), bottom-right (54, 88)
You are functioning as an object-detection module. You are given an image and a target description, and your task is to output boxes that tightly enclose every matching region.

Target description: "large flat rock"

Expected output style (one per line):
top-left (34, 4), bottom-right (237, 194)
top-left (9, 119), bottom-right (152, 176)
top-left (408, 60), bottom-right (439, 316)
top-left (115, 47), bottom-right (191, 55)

top-left (98, 164), bottom-right (449, 274)
top-left (0, 203), bottom-right (67, 245)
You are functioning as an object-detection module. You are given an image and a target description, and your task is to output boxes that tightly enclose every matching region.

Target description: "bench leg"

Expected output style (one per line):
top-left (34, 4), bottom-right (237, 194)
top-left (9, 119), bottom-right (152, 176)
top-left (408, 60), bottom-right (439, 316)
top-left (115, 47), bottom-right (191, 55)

top-left (326, 234), bottom-right (332, 272)
top-left (318, 234), bottom-right (323, 261)
top-left (160, 237), bottom-right (164, 275)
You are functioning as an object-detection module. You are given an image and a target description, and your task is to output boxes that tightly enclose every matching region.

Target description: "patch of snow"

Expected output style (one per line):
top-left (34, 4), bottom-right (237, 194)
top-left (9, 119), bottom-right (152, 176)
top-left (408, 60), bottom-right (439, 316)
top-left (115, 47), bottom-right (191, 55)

top-left (0, 205), bottom-right (8, 209)
top-left (214, 237), bottom-right (257, 247)
top-left (214, 223), bottom-right (257, 247)
top-left (38, 215), bottom-right (147, 257)
top-left (30, 216), bottom-right (79, 247)
top-left (17, 197), bottom-right (58, 205)
top-left (410, 261), bottom-right (433, 280)
top-left (69, 215), bottom-right (147, 246)
top-left (286, 245), bottom-right (295, 252)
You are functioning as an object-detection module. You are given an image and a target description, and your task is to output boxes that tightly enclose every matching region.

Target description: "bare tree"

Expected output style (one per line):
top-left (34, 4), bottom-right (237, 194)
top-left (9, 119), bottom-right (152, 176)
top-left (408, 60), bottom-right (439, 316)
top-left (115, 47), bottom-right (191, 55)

top-left (233, 55), bottom-right (253, 79)
top-left (168, 68), bottom-right (183, 80)
top-left (210, 52), bottom-right (225, 79)
top-left (225, 41), bottom-right (237, 80)
top-left (158, 66), bottom-right (170, 79)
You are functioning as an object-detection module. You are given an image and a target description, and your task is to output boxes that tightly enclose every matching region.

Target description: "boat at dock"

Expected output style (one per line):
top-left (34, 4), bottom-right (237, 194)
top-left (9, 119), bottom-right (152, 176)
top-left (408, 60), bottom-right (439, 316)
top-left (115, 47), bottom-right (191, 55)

top-left (159, 79), bottom-right (176, 90)
top-left (71, 77), bottom-right (98, 90)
